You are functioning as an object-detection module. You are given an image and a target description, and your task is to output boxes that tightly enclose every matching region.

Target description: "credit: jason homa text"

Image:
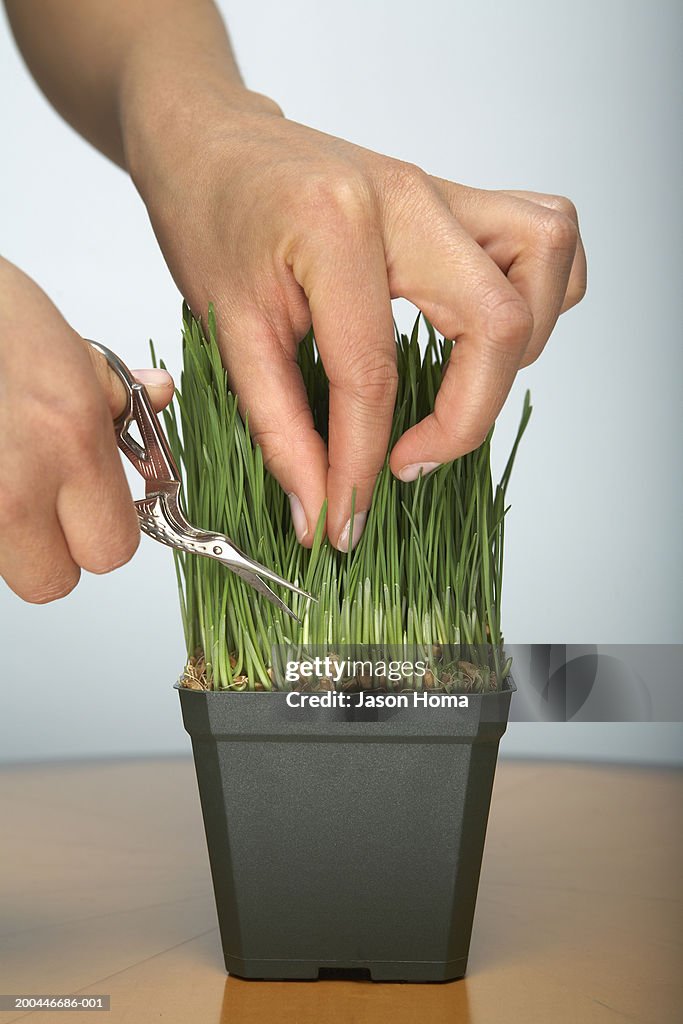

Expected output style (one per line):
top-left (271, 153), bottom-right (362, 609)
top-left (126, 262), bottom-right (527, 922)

top-left (285, 690), bottom-right (470, 709)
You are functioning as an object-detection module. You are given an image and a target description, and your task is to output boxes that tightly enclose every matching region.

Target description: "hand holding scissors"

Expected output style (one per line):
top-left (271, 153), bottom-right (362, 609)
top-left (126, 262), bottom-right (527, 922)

top-left (88, 341), bottom-right (314, 622)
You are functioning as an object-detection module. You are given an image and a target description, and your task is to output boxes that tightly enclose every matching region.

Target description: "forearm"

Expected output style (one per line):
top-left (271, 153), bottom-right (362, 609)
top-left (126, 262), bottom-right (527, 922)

top-left (4, 0), bottom-right (278, 169)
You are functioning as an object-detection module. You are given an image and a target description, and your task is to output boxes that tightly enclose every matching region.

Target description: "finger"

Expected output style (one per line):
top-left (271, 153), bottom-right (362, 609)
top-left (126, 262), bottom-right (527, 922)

top-left (0, 506), bottom-right (80, 604)
top-left (214, 308), bottom-right (328, 547)
top-left (131, 368), bottom-right (175, 412)
top-left (501, 190), bottom-right (587, 313)
top-left (381, 176), bottom-right (533, 476)
top-left (429, 181), bottom-right (581, 367)
top-left (292, 219), bottom-right (397, 550)
top-left (86, 344), bottom-right (175, 416)
top-left (430, 180), bottom-right (587, 314)
top-left (87, 345), bottom-right (129, 416)
top-left (55, 394), bottom-right (141, 575)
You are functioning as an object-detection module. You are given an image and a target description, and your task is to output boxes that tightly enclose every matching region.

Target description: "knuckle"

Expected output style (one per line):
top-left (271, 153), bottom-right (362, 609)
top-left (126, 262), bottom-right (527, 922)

top-left (250, 406), bottom-right (313, 470)
top-left (395, 160), bottom-right (430, 190)
top-left (381, 159), bottom-right (431, 205)
top-left (544, 193), bottom-right (579, 223)
top-left (479, 292), bottom-right (534, 349)
top-left (21, 569), bottom-right (80, 605)
top-left (531, 208), bottom-right (578, 254)
top-left (340, 353), bottom-right (399, 406)
top-left (250, 92), bottom-right (284, 118)
top-left (298, 169), bottom-right (373, 228)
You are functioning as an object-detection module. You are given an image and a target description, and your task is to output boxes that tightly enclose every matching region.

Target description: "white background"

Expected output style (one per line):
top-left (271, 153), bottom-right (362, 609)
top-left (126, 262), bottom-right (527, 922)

top-left (0, 0), bottom-right (681, 764)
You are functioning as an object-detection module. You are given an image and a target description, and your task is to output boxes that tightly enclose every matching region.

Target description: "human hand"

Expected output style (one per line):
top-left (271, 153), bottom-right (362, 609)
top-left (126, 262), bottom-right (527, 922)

top-left (0, 257), bottom-right (174, 603)
top-left (125, 89), bottom-right (585, 551)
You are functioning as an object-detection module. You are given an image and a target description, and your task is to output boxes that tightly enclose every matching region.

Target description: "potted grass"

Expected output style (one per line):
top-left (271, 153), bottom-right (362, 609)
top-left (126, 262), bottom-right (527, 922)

top-left (155, 304), bottom-right (531, 981)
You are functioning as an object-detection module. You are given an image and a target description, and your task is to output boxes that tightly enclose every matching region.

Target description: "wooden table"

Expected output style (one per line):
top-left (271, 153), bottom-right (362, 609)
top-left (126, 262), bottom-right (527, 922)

top-left (1, 757), bottom-right (680, 1024)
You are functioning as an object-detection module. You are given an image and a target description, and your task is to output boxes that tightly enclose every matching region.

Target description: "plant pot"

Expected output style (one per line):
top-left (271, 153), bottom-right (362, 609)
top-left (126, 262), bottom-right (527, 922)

top-left (176, 678), bottom-right (515, 981)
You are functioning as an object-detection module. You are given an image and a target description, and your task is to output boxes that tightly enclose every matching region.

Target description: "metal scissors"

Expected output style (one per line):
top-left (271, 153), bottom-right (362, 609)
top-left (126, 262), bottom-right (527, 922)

top-left (89, 340), bottom-right (314, 622)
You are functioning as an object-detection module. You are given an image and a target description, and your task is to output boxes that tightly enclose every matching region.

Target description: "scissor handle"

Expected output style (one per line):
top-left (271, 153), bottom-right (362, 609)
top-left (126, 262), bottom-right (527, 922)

top-left (88, 340), bottom-right (180, 491)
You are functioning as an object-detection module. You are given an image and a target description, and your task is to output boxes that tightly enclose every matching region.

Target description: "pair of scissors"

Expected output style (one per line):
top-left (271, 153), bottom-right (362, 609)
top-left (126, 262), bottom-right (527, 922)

top-left (89, 340), bottom-right (314, 622)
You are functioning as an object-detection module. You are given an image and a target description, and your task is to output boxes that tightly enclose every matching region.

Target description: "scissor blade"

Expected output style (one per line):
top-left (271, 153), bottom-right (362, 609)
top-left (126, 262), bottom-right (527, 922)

top-left (136, 492), bottom-right (315, 619)
top-left (212, 537), bottom-right (317, 604)
top-left (159, 492), bottom-right (317, 603)
top-left (227, 564), bottom-right (303, 623)
top-left (237, 561), bottom-right (316, 603)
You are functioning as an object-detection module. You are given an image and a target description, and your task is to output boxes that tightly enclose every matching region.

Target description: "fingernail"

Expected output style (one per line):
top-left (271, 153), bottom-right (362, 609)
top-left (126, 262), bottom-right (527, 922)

top-left (337, 510), bottom-right (367, 553)
top-left (132, 368), bottom-right (173, 388)
top-left (288, 493), bottom-right (309, 542)
top-left (398, 461), bottom-right (441, 482)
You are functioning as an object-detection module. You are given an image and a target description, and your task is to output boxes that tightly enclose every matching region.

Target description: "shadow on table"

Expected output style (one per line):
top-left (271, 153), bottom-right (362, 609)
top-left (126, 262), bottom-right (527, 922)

top-left (219, 974), bottom-right (472, 1023)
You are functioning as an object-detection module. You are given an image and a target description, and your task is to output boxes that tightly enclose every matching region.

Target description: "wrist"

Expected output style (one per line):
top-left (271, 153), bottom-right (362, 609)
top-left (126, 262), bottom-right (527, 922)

top-left (119, 58), bottom-right (283, 192)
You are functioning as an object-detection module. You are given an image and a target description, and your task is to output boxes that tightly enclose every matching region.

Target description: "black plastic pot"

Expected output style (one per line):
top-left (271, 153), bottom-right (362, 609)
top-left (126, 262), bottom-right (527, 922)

top-left (176, 680), bottom-right (514, 981)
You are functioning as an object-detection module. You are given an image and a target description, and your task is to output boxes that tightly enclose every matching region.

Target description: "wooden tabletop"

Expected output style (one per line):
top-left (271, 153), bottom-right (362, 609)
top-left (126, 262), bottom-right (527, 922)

top-left (0, 757), bottom-right (680, 1024)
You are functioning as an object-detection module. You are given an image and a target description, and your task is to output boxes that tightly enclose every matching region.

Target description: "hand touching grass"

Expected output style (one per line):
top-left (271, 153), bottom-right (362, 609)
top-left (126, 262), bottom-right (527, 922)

top-left (125, 89), bottom-right (585, 554)
top-left (163, 306), bottom-right (532, 690)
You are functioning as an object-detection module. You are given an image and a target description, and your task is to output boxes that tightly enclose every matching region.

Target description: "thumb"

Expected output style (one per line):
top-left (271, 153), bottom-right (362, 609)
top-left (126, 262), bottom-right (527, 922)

top-left (130, 368), bottom-right (175, 413)
top-left (86, 345), bottom-right (174, 416)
